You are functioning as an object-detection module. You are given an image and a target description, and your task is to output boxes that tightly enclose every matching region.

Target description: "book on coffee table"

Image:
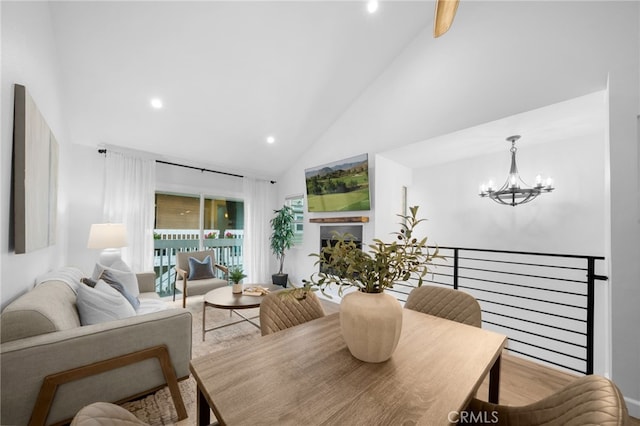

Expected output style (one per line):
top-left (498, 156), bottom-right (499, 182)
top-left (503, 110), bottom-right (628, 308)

top-left (243, 286), bottom-right (270, 296)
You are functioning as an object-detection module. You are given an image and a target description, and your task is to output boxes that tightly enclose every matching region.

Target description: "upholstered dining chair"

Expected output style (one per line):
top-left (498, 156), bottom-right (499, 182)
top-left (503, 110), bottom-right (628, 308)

top-left (71, 402), bottom-right (147, 426)
top-left (174, 250), bottom-right (229, 308)
top-left (260, 291), bottom-right (326, 336)
top-left (463, 374), bottom-right (630, 425)
top-left (404, 285), bottom-right (482, 327)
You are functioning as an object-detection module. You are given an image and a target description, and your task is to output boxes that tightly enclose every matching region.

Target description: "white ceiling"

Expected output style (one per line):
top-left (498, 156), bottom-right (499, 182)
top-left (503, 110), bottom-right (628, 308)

top-left (381, 90), bottom-right (607, 169)
top-left (49, 1), bottom-right (434, 180)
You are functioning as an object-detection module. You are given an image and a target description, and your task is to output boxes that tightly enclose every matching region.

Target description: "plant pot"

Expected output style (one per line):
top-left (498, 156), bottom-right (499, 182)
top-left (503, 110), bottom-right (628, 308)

top-left (340, 291), bottom-right (403, 363)
top-left (232, 283), bottom-right (243, 294)
top-left (272, 273), bottom-right (288, 287)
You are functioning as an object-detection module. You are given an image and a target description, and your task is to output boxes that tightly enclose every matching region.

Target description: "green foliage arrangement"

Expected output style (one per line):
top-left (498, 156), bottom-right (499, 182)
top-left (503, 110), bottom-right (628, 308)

top-left (229, 266), bottom-right (247, 284)
top-left (296, 206), bottom-right (441, 298)
top-left (270, 205), bottom-right (295, 275)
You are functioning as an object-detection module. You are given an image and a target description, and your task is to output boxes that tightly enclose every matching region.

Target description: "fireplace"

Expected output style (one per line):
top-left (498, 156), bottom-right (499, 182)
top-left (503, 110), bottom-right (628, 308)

top-left (319, 225), bottom-right (363, 274)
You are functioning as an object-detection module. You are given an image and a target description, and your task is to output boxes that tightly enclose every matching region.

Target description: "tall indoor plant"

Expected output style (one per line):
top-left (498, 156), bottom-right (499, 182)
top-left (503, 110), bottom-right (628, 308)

top-left (296, 206), bottom-right (441, 362)
top-left (270, 205), bottom-right (295, 287)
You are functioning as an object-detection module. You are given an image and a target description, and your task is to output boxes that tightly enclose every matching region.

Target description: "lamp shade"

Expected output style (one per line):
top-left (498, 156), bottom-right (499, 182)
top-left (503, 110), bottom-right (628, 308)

top-left (87, 223), bottom-right (128, 249)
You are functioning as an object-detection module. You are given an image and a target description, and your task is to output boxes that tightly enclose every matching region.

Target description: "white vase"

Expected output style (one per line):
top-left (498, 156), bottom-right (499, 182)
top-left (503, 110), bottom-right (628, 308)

top-left (339, 290), bottom-right (403, 363)
top-left (232, 283), bottom-right (243, 294)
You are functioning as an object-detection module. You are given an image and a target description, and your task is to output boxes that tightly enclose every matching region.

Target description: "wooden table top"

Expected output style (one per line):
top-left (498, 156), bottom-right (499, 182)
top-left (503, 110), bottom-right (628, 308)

top-left (203, 284), bottom-right (282, 309)
top-left (190, 309), bottom-right (507, 426)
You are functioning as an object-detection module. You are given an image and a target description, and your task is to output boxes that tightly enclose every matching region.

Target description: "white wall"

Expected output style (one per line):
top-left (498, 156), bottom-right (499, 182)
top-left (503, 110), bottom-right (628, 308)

top-left (1, 1), bottom-right (70, 306)
top-left (373, 155), bottom-right (412, 238)
top-left (62, 148), bottom-right (249, 274)
top-left (277, 1), bottom-right (639, 414)
top-left (408, 134), bottom-right (605, 254)
top-left (155, 161), bottom-right (244, 199)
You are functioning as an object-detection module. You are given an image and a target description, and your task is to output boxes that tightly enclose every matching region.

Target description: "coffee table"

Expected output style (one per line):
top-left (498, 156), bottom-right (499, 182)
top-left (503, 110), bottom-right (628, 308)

top-left (201, 284), bottom-right (281, 341)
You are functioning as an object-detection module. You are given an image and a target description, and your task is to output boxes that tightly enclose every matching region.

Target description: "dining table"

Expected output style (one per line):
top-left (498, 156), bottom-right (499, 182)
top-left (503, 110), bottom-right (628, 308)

top-left (190, 308), bottom-right (507, 425)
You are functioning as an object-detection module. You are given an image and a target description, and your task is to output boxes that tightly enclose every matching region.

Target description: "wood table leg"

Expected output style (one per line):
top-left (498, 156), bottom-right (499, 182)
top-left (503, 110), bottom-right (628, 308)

top-left (202, 302), bottom-right (207, 341)
top-left (489, 353), bottom-right (501, 404)
top-left (197, 387), bottom-right (211, 426)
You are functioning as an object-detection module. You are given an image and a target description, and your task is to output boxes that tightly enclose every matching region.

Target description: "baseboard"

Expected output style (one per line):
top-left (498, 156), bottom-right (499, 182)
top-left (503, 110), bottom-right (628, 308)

top-left (626, 396), bottom-right (640, 418)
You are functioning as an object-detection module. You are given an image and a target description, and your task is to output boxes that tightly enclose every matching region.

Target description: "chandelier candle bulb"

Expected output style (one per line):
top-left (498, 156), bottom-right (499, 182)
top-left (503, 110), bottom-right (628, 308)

top-left (545, 177), bottom-right (554, 190)
top-left (509, 175), bottom-right (518, 189)
top-left (535, 175), bottom-right (543, 188)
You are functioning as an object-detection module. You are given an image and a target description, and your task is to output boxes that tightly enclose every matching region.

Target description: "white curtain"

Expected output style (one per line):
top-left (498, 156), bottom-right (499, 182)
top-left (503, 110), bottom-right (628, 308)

top-left (103, 150), bottom-right (156, 272)
top-left (243, 177), bottom-right (274, 283)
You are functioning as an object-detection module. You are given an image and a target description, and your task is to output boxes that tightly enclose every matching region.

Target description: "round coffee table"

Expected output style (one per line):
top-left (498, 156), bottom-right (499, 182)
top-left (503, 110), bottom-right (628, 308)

top-left (202, 284), bottom-right (282, 341)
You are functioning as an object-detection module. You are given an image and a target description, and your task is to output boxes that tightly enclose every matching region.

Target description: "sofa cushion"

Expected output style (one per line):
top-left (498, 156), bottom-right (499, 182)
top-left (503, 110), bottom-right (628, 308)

top-left (76, 280), bottom-right (136, 326)
top-left (136, 298), bottom-right (169, 315)
top-left (0, 281), bottom-right (81, 343)
top-left (175, 276), bottom-right (228, 297)
top-left (188, 255), bottom-right (215, 280)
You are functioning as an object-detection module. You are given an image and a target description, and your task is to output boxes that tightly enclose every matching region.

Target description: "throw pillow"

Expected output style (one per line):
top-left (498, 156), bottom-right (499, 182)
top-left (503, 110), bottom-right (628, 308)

top-left (99, 270), bottom-right (141, 310)
top-left (92, 261), bottom-right (139, 297)
top-left (76, 280), bottom-right (136, 326)
top-left (188, 255), bottom-right (215, 280)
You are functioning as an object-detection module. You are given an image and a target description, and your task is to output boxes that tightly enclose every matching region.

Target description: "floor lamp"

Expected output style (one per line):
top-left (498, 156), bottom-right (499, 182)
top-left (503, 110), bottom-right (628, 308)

top-left (87, 223), bottom-right (128, 266)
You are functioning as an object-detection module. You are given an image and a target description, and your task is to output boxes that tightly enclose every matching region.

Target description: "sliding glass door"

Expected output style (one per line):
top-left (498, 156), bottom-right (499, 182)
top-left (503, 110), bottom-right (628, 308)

top-left (153, 192), bottom-right (244, 297)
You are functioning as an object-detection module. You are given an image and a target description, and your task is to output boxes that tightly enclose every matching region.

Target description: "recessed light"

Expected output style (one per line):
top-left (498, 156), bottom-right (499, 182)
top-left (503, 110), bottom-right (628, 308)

top-left (266, 136), bottom-right (276, 144)
top-left (150, 98), bottom-right (163, 109)
top-left (367, 0), bottom-right (379, 14)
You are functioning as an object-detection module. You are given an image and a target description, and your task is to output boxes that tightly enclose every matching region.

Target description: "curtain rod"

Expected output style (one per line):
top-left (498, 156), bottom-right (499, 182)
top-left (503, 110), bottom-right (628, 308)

top-left (97, 148), bottom-right (275, 183)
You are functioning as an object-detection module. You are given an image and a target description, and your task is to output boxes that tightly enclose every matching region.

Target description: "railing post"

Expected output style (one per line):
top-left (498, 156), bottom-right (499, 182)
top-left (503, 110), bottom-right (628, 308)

top-left (586, 257), bottom-right (595, 375)
top-left (453, 248), bottom-right (459, 290)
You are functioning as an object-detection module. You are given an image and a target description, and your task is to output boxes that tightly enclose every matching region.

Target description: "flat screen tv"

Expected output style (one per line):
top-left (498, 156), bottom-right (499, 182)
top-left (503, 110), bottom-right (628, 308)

top-left (305, 153), bottom-right (371, 212)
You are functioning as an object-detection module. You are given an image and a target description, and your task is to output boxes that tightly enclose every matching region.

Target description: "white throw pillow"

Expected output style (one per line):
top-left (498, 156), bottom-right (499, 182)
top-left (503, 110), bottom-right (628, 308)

top-left (77, 280), bottom-right (137, 325)
top-left (92, 260), bottom-right (139, 297)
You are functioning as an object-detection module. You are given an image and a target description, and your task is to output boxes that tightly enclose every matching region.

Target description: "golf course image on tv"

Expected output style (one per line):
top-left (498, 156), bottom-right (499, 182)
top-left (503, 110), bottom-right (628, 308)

top-left (305, 153), bottom-right (371, 212)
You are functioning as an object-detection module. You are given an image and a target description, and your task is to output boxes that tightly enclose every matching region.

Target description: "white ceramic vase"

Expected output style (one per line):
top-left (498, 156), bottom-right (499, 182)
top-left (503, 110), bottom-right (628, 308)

top-left (339, 290), bottom-right (403, 363)
top-left (232, 283), bottom-right (243, 294)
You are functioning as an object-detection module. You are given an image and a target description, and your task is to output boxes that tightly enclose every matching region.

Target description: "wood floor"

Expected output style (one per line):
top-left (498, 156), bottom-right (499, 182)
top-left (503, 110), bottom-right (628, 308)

top-left (320, 298), bottom-right (639, 422)
top-left (477, 352), bottom-right (577, 406)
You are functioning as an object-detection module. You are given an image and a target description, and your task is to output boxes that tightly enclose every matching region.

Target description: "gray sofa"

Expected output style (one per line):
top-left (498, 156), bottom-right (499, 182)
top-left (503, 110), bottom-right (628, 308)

top-left (0, 268), bottom-right (192, 426)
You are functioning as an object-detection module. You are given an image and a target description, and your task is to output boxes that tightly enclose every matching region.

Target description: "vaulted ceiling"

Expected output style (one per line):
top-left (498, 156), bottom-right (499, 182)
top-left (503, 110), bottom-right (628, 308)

top-left (49, 1), bottom-right (433, 180)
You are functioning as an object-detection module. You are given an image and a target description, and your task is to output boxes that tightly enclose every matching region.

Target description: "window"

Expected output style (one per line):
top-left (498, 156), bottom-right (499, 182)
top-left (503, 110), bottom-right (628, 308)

top-left (286, 195), bottom-right (304, 246)
top-left (153, 192), bottom-right (244, 297)
top-left (154, 193), bottom-right (244, 239)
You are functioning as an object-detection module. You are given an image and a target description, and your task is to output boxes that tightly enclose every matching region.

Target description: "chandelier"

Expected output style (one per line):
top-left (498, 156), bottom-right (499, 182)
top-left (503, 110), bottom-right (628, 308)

top-left (479, 135), bottom-right (554, 206)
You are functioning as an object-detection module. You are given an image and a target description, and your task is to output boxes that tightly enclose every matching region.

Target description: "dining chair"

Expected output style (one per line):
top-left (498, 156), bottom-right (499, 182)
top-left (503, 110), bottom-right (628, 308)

top-left (463, 374), bottom-right (630, 425)
top-left (260, 291), bottom-right (326, 336)
top-left (71, 402), bottom-right (147, 426)
top-left (404, 285), bottom-right (482, 327)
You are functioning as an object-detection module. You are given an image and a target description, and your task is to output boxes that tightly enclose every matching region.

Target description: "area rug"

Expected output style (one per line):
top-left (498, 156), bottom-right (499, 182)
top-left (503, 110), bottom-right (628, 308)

top-left (121, 297), bottom-right (263, 425)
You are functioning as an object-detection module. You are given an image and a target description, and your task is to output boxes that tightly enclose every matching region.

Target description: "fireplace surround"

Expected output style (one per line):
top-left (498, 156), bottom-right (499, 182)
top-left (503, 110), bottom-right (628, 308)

top-left (319, 225), bottom-right (363, 274)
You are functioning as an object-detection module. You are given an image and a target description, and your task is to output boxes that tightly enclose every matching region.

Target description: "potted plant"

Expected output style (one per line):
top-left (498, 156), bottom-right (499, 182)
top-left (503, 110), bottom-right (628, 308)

top-left (229, 266), bottom-right (247, 294)
top-left (270, 205), bottom-right (295, 287)
top-left (294, 206), bottom-right (441, 362)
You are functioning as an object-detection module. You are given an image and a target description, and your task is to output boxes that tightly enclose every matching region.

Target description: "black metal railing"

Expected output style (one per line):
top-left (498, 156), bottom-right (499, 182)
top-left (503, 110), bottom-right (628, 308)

top-left (387, 246), bottom-right (607, 375)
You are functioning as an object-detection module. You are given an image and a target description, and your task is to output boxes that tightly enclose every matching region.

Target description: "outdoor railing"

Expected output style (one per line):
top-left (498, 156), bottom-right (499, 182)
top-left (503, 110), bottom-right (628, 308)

top-left (386, 246), bottom-right (608, 375)
top-left (153, 238), bottom-right (244, 297)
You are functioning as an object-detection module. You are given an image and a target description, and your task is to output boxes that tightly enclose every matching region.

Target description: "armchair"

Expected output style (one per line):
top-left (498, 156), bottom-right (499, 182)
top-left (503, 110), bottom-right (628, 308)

top-left (174, 250), bottom-right (229, 308)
